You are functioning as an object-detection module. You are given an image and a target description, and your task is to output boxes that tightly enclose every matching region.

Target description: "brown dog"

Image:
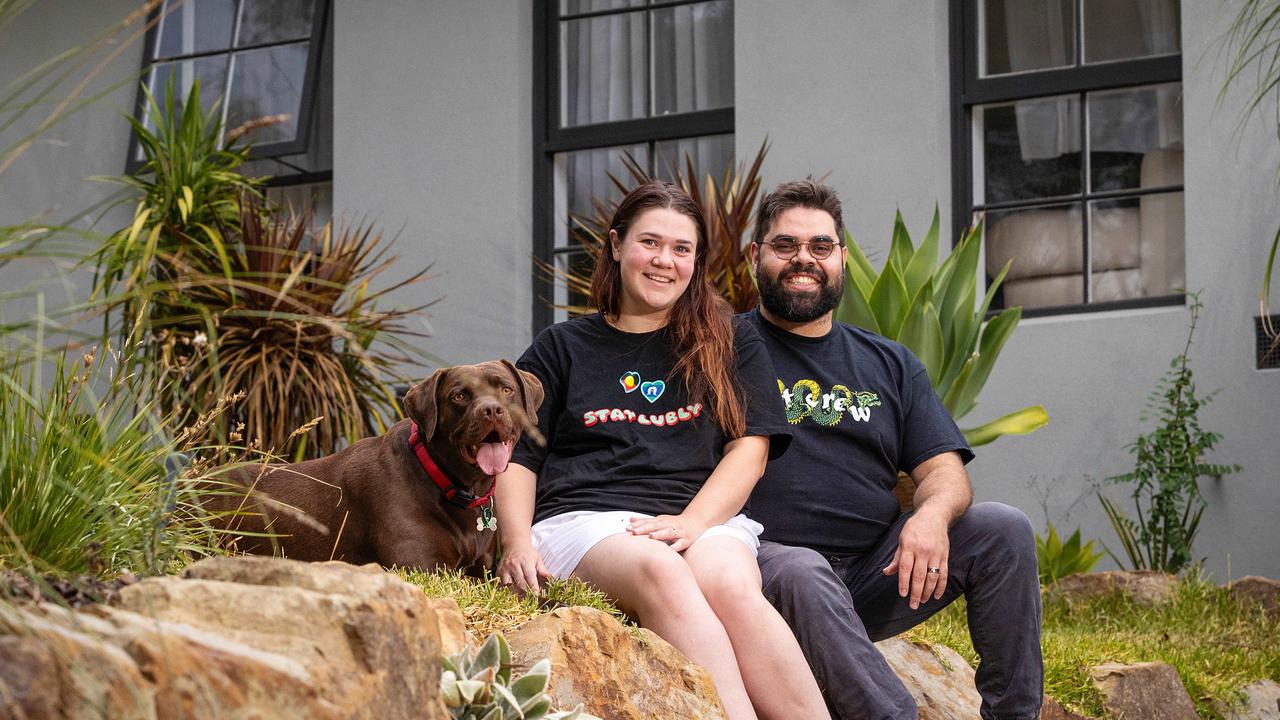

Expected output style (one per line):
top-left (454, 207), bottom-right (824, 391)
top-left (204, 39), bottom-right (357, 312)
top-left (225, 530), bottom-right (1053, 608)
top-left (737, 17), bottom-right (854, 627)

top-left (211, 360), bottom-right (543, 575)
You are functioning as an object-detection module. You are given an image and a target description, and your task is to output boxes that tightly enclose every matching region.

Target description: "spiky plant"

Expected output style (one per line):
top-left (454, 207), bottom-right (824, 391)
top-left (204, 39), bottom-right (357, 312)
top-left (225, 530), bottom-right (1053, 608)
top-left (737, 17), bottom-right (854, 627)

top-left (89, 82), bottom-right (434, 460)
top-left (542, 140), bottom-right (768, 314)
top-left (171, 193), bottom-right (433, 459)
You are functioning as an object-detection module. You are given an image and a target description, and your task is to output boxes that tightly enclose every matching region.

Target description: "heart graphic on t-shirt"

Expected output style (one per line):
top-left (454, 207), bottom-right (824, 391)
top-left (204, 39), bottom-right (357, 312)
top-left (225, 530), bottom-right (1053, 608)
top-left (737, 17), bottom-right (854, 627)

top-left (640, 380), bottom-right (665, 403)
top-left (619, 371), bottom-right (641, 393)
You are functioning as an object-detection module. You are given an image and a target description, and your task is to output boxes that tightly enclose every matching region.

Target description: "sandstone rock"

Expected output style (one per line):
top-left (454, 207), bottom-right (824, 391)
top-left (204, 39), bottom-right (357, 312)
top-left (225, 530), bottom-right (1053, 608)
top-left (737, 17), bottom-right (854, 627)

top-left (1228, 576), bottom-right (1280, 618)
top-left (0, 603), bottom-right (156, 719)
top-left (116, 556), bottom-right (448, 719)
top-left (1039, 695), bottom-right (1096, 720)
top-left (507, 605), bottom-right (726, 720)
top-left (1089, 661), bottom-right (1198, 720)
top-left (1213, 679), bottom-right (1280, 720)
top-left (1048, 571), bottom-right (1177, 606)
top-left (875, 637), bottom-right (980, 719)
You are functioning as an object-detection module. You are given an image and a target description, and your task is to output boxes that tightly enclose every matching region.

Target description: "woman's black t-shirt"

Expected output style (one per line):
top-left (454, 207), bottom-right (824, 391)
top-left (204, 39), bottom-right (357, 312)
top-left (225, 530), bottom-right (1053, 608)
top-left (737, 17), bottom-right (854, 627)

top-left (511, 313), bottom-right (789, 525)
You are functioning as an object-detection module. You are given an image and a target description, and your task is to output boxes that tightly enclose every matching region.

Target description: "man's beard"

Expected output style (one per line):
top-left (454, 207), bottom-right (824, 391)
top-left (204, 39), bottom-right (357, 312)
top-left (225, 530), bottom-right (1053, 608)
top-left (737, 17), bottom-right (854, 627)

top-left (756, 262), bottom-right (844, 323)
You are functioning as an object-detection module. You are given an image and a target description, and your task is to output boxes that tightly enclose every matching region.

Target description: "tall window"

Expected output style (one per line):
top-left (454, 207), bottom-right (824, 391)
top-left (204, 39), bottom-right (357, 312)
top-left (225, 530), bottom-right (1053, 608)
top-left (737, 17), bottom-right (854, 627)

top-left (951, 0), bottom-right (1183, 315)
top-left (129, 0), bottom-right (332, 211)
top-left (533, 0), bottom-right (734, 330)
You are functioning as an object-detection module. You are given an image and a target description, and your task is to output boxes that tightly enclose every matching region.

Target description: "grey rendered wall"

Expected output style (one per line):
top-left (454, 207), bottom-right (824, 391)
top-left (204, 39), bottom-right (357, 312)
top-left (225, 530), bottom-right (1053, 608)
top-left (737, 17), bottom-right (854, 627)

top-left (737, 1), bottom-right (1279, 580)
top-left (333, 1), bottom-right (534, 368)
top-left (0, 0), bottom-right (144, 327)
top-left (735, 1), bottom-right (954, 262)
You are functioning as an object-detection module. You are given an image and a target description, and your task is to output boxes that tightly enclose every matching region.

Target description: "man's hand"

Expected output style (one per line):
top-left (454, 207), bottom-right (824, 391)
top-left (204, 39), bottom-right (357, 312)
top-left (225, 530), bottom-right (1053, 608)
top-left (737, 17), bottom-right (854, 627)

top-left (883, 506), bottom-right (951, 609)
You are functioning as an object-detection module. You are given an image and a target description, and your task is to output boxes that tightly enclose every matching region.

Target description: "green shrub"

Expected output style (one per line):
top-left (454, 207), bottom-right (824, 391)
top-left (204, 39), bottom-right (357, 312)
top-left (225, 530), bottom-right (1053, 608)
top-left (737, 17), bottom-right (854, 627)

top-left (1101, 294), bottom-right (1240, 573)
top-left (1035, 523), bottom-right (1104, 585)
top-left (0, 344), bottom-right (234, 577)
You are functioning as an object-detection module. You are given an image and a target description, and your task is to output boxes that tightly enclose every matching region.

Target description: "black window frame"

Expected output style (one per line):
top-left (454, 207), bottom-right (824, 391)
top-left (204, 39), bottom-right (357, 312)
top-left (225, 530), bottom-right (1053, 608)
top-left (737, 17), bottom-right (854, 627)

top-left (949, 0), bottom-right (1185, 318)
top-left (126, 0), bottom-right (331, 186)
top-left (531, 0), bottom-right (735, 334)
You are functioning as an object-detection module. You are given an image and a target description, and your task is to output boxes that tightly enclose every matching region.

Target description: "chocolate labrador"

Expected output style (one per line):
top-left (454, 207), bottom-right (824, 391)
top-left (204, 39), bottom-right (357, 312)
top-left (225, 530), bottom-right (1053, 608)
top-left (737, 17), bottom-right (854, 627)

top-left (211, 360), bottom-right (543, 576)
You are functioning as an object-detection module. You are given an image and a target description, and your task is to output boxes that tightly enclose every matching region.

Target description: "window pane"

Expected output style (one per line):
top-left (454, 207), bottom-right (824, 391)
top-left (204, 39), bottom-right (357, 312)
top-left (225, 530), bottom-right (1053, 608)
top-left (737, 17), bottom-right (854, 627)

top-left (553, 144), bottom-right (649, 251)
top-left (1083, 0), bottom-right (1180, 64)
top-left (560, 11), bottom-right (648, 127)
top-left (653, 133), bottom-right (733, 183)
top-left (155, 0), bottom-right (235, 58)
top-left (226, 43), bottom-right (310, 145)
top-left (651, 0), bottom-right (733, 116)
top-left (560, 0), bottom-right (644, 15)
top-left (237, 0), bottom-right (317, 46)
top-left (265, 181), bottom-right (332, 229)
top-left (1090, 193), bottom-right (1183, 300)
top-left (985, 203), bottom-right (1084, 309)
top-left (1089, 82), bottom-right (1183, 192)
top-left (980, 0), bottom-right (1075, 77)
top-left (143, 56), bottom-right (230, 140)
top-left (977, 95), bottom-right (1081, 204)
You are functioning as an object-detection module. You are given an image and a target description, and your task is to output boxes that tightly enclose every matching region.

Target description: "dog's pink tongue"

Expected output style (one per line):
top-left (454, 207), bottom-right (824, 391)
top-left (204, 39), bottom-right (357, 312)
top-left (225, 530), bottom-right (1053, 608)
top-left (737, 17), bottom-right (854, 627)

top-left (476, 441), bottom-right (512, 476)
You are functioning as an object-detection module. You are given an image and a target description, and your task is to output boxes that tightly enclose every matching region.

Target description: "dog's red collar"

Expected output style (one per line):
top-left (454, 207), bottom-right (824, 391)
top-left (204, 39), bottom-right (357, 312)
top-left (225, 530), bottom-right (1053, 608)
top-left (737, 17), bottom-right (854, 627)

top-left (408, 422), bottom-right (496, 510)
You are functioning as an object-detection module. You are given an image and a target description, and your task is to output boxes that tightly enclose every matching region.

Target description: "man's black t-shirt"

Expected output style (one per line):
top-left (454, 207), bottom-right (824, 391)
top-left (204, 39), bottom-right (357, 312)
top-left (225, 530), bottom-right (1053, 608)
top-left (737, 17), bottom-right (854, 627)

top-left (744, 308), bottom-right (974, 556)
top-left (512, 313), bottom-right (789, 525)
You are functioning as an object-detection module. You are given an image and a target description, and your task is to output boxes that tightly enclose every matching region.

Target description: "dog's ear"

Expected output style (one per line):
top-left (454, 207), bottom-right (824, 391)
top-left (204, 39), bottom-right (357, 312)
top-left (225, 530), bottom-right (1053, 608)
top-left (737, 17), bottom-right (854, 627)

top-left (403, 367), bottom-right (448, 441)
top-left (501, 359), bottom-right (544, 423)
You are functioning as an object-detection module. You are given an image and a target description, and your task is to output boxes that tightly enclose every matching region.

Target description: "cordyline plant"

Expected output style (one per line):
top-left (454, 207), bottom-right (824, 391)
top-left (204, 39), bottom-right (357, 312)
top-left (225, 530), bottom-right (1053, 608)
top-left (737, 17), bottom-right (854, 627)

top-left (542, 140), bottom-right (768, 314)
top-left (90, 82), bottom-right (433, 459)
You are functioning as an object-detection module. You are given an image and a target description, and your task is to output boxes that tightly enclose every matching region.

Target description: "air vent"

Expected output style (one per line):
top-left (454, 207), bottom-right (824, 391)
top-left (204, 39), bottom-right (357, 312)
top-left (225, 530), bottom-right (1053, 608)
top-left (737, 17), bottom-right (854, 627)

top-left (1257, 315), bottom-right (1280, 369)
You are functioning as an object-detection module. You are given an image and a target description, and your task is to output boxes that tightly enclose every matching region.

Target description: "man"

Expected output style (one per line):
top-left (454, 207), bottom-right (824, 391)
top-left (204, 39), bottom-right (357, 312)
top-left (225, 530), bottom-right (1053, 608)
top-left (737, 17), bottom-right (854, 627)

top-left (744, 179), bottom-right (1043, 720)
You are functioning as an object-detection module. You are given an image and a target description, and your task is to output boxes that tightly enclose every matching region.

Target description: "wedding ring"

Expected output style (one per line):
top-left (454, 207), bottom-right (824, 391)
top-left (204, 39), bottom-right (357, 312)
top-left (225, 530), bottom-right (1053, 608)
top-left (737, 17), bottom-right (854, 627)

top-left (926, 567), bottom-right (941, 574)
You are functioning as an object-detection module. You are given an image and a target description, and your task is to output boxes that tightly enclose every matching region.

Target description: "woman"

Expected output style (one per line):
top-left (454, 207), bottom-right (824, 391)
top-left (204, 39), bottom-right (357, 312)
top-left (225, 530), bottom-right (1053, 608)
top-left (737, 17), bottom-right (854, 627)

top-left (495, 182), bottom-right (830, 720)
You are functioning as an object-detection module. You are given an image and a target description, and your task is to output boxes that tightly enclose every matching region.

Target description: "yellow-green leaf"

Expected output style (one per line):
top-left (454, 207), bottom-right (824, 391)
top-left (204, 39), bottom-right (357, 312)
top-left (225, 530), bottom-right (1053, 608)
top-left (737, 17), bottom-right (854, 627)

top-left (962, 405), bottom-right (1049, 447)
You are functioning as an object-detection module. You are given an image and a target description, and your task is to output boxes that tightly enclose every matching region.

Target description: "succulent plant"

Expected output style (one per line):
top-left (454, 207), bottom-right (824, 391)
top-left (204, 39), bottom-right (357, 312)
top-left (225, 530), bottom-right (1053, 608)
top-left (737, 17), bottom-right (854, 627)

top-left (440, 632), bottom-right (600, 720)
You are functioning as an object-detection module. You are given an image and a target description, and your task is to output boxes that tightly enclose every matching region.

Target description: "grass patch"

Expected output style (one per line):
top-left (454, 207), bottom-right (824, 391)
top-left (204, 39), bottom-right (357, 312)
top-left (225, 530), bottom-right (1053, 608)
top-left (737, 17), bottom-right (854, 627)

top-left (396, 568), bottom-right (636, 641)
top-left (906, 574), bottom-right (1280, 718)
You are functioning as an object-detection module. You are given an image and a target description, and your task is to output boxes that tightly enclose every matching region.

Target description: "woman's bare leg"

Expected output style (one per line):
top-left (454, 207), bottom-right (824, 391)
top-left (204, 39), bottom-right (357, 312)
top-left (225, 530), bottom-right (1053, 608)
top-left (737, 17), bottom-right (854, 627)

top-left (682, 536), bottom-right (831, 720)
top-left (574, 533), bottom-right (758, 720)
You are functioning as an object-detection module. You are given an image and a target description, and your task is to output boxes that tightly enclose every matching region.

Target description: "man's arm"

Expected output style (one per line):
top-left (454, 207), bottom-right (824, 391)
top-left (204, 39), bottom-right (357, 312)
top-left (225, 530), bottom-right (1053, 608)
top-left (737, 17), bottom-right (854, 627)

top-left (882, 451), bottom-right (972, 609)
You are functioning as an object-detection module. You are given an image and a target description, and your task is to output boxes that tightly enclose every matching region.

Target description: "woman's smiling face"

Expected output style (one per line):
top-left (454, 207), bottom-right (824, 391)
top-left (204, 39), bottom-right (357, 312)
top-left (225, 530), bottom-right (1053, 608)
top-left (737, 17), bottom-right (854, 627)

top-left (610, 207), bottom-right (698, 321)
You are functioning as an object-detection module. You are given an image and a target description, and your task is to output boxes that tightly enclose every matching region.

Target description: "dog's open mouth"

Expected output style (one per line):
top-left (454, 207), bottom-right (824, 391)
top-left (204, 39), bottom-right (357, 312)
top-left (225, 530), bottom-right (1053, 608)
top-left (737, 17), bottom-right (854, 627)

top-left (468, 430), bottom-right (515, 477)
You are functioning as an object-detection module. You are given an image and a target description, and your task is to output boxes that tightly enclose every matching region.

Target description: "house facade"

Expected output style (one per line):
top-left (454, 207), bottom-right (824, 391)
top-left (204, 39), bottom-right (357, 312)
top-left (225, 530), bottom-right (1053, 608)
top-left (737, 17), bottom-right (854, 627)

top-left (2, 1), bottom-right (1276, 580)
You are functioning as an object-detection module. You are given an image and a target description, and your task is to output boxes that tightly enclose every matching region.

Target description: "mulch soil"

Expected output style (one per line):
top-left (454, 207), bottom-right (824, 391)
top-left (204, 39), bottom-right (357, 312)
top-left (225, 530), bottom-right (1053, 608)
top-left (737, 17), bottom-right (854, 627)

top-left (0, 569), bottom-right (138, 608)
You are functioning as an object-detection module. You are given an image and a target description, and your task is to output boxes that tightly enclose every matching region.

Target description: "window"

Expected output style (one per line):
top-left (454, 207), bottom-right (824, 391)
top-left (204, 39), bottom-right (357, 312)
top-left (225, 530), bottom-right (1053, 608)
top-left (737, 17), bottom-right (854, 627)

top-left (129, 0), bottom-right (332, 192)
top-left (950, 0), bottom-right (1184, 315)
top-left (533, 0), bottom-right (735, 330)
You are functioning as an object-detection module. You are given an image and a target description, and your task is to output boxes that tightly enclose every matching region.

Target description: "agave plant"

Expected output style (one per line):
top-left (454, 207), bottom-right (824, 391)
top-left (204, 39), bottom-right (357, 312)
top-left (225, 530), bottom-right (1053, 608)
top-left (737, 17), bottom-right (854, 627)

top-left (834, 208), bottom-right (1048, 447)
top-left (441, 632), bottom-right (600, 720)
top-left (543, 140), bottom-right (768, 314)
top-left (1036, 523), bottom-right (1104, 585)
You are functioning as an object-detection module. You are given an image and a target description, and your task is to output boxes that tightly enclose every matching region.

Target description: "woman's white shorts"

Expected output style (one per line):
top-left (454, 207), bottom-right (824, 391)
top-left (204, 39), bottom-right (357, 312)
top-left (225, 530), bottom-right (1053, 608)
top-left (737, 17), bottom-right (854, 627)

top-left (530, 510), bottom-right (764, 580)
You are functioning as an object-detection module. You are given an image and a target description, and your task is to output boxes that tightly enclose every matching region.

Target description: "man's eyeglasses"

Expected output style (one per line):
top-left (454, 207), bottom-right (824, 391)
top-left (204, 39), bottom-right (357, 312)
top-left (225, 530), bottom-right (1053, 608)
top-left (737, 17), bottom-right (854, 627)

top-left (758, 237), bottom-right (842, 260)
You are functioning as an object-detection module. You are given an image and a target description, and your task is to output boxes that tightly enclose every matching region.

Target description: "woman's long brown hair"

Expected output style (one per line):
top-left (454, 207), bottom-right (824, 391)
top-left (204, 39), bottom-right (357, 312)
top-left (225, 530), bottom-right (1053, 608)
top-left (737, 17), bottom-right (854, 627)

top-left (589, 182), bottom-right (746, 438)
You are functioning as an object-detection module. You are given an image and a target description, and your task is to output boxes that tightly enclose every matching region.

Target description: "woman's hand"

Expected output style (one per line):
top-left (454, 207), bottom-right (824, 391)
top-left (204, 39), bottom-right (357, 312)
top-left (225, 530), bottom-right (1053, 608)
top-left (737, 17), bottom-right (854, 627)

top-left (627, 513), bottom-right (710, 553)
top-left (497, 542), bottom-right (552, 596)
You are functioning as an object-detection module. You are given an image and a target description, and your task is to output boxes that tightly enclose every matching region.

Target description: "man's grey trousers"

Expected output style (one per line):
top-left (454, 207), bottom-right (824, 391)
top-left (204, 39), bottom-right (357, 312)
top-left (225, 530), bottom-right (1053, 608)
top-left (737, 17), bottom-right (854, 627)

top-left (757, 502), bottom-right (1044, 720)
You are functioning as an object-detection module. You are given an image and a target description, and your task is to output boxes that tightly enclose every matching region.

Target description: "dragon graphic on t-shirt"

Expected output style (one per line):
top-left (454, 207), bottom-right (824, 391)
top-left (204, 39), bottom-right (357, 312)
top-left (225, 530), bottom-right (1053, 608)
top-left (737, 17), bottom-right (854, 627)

top-left (778, 379), bottom-right (880, 426)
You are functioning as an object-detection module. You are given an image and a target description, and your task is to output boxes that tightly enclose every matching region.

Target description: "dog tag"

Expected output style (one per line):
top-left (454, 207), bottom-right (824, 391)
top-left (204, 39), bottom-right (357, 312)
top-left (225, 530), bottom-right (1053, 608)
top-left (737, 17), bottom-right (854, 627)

top-left (477, 503), bottom-right (498, 532)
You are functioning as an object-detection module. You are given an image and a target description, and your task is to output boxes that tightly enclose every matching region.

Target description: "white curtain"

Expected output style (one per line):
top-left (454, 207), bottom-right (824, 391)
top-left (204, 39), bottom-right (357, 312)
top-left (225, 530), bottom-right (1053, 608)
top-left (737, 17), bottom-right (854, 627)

top-left (556, 2), bottom-right (731, 245)
top-left (1005, 0), bottom-right (1181, 161)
